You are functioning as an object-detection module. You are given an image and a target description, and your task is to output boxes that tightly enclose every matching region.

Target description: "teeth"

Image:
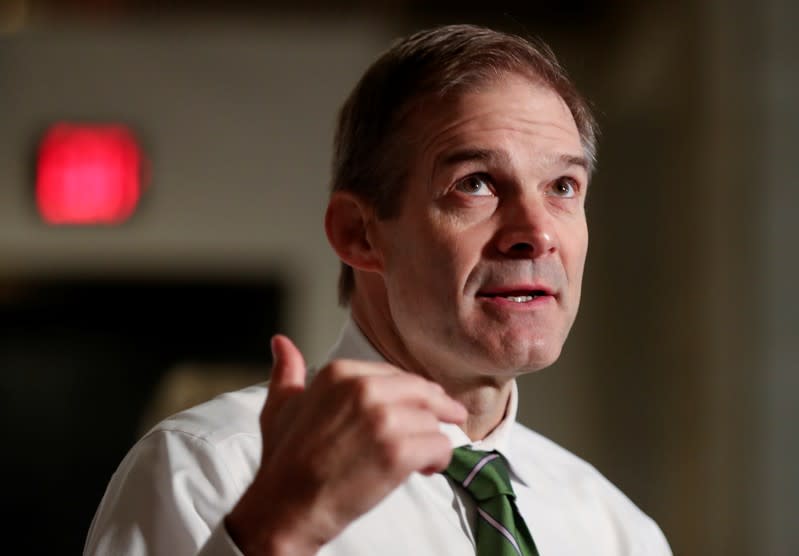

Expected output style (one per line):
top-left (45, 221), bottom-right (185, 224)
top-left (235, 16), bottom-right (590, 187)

top-left (505, 295), bottom-right (535, 302)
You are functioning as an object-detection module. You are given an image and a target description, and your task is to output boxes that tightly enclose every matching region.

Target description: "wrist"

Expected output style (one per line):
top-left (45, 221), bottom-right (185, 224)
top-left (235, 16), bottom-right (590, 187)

top-left (225, 482), bottom-right (324, 556)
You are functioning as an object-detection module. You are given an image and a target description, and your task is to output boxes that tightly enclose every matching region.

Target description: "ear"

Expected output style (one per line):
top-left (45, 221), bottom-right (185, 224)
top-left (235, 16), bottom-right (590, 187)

top-left (325, 191), bottom-right (384, 273)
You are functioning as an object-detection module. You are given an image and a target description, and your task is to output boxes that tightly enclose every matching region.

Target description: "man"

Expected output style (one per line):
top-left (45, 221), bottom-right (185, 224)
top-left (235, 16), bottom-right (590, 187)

top-left (85, 24), bottom-right (672, 555)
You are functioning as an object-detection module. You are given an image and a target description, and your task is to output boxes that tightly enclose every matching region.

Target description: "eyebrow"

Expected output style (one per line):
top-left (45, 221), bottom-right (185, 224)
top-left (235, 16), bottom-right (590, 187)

top-left (559, 154), bottom-right (589, 171)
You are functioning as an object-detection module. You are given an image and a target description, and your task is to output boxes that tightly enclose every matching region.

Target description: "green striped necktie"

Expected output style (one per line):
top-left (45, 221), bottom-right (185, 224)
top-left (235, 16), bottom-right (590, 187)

top-left (445, 447), bottom-right (540, 556)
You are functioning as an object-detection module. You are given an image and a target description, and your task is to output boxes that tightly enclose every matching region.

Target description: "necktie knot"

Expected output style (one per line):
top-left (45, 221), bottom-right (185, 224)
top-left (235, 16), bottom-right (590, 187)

top-left (443, 446), bottom-right (540, 556)
top-left (445, 447), bottom-right (515, 502)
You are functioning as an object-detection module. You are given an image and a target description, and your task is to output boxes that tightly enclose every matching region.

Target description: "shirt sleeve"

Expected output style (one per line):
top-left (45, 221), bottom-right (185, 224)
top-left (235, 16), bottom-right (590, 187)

top-left (198, 522), bottom-right (246, 556)
top-left (84, 429), bottom-right (246, 556)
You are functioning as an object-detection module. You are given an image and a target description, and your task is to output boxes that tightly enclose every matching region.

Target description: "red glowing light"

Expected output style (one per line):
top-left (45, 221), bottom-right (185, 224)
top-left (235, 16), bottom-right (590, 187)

top-left (36, 124), bottom-right (146, 225)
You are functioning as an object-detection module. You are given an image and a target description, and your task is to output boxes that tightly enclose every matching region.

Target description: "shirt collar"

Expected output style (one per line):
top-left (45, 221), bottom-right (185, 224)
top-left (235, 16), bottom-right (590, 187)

top-left (325, 316), bottom-right (530, 486)
top-left (439, 382), bottom-right (531, 486)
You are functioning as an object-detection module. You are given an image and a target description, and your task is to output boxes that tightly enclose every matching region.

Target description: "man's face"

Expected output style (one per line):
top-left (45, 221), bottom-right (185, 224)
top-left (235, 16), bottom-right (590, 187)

top-left (369, 74), bottom-right (589, 383)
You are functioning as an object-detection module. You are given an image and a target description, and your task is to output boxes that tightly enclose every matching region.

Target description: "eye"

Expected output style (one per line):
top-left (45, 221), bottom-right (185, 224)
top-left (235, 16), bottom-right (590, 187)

top-left (454, 174), bottom-right (494, 197)
top-left (550, 177), bottom-right (579, 198)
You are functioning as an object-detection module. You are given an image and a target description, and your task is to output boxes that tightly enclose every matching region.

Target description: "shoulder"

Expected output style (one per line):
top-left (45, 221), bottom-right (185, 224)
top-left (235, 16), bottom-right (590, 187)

top-left (138, 382), bottom-right (268, 488)
top-left (509, 421), bottom-right (598, 479)
top-left (84, 384), bottom-right (268, 554)
top-left (509, 421), bottom-right (636, 501)
top-left (508, 422), bottom-right (620, 501)
top-left (152, 382), bottom-right (267, 445)
top-left (509, 422), bottom-right (672, 555)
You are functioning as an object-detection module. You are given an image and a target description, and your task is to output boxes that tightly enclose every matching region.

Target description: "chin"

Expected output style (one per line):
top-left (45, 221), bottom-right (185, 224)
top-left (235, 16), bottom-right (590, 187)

top-left (516, 350), bottom-right (562, 374)
top-left (518, 353), bottom-right (561, 374)
top-left (482, 337), bottom-right (564, 375)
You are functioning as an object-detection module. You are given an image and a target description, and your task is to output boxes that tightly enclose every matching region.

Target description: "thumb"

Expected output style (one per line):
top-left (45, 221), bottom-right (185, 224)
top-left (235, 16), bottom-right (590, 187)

top-left (260, 335), bottom-right (306, 460)
top-left (269, 334), bottom-right (307, 396)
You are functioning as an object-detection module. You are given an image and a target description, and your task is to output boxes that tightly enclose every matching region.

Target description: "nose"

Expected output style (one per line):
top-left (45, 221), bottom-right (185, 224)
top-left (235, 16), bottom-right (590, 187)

top-left (494, 196), bottom-right (557, 259)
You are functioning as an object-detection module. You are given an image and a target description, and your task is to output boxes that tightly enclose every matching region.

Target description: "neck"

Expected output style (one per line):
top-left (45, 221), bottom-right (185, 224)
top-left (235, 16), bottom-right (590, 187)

top-left (444, 379), bottom-right (514, 440)
top-left (350, 291), bottom-right (514, 441)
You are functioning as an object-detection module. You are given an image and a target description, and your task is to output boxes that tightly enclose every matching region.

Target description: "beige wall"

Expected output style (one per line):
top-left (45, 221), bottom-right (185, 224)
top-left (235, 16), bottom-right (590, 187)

top-left (0, 20), bottom-right (392, 363)
top-left (761, 1), bottom-right (799, 553)
top-left (1, 6), bottom-right (796, 554)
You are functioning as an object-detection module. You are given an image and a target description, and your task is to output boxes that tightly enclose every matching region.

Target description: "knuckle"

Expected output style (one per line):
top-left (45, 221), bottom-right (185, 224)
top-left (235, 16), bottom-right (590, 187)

top-left (318, 359), bottom-right (354, 389)
top-left (324, 359), bottom-right (348, 381)
top-left (377, 438), bottom-right (405, 471)
top-left (366, 405), bottom-right (393, 437)
top-left (350, 375), bottom-right (375, 404)
top-left (400, 372), bottom-right (426, 391)
top-left (421, 412), bottom-right (439, 431)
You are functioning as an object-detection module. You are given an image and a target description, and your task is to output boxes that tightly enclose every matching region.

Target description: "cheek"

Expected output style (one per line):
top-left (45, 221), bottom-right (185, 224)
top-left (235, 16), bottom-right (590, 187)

top-left (564, 224), bottom-right (589, 303)
top-left (384, 209), bottom-right (489, 299)
top-left (565, 219), bottom-right (589, 268)
top-left (385, 239), bottom-right (463, 320)
top-left (427, 229), bottom-right (485, 292)
top-left (432, 211), bottom-right (494, 266)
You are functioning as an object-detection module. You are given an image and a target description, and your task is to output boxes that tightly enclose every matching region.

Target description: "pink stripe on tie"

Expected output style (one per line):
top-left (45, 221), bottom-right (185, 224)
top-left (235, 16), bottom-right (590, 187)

top-left (477, 507), bottom-right (523, 556)
top-left (463, 453), bottom-right (500, 488)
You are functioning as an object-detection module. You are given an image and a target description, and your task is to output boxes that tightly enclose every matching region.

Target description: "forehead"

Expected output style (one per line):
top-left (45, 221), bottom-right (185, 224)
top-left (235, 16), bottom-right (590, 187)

top-left (404, 74), bottom-right (583, 169)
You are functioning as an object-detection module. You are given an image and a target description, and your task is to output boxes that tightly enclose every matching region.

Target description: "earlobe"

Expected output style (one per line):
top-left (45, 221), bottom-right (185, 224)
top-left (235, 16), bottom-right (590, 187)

top-left (325, 192), bottom-right (383, 273)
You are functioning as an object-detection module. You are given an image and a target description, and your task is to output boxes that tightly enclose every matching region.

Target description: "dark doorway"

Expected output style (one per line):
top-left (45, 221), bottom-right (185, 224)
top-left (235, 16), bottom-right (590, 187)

top-left (0, 277), bottom-right (283, 553)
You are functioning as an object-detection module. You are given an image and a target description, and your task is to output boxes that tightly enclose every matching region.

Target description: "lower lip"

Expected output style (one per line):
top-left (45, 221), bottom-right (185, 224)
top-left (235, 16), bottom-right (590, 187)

top-left (477, 295), bottom-right (555, 310)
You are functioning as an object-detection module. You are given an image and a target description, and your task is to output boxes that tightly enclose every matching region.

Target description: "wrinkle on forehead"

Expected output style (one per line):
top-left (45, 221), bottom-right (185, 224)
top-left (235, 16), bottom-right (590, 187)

top-left (429, 118), bottom-right (582, 163)
top-left (412, 77), bottom-right (583, 165)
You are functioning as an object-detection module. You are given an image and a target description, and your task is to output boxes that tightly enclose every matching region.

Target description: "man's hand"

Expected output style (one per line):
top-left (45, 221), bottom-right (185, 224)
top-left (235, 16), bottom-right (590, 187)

top-left (225, 335), bottom-right (467, 556)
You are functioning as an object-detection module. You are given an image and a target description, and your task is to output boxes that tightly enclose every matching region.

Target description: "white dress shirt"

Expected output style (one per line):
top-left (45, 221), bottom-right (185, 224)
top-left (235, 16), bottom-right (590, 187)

top-left (85, 318), bottom-right (672, 555)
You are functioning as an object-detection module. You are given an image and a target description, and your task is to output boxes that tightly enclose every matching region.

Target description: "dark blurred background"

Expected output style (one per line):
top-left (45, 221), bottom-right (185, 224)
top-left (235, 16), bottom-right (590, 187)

top-left (1, 1), bottom-right (797, 554)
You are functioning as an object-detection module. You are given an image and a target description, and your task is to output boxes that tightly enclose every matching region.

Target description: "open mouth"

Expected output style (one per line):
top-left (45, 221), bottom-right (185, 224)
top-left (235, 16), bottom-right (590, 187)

top-left (476, 288), bottom-right (553, 303)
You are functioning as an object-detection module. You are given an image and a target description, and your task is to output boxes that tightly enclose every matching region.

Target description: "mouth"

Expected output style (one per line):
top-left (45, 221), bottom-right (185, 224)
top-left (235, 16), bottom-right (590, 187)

top-left (476, 285), bottom-right (556, 303)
